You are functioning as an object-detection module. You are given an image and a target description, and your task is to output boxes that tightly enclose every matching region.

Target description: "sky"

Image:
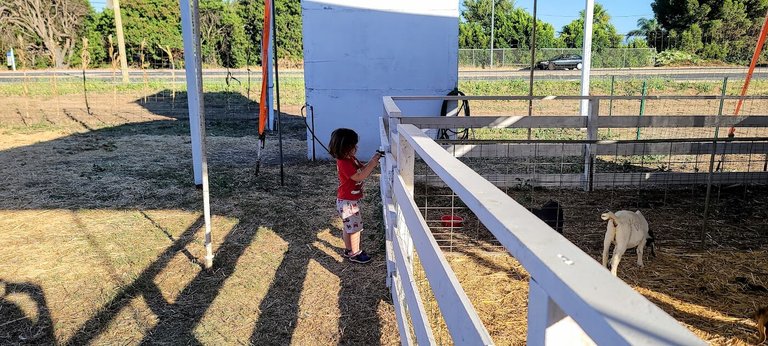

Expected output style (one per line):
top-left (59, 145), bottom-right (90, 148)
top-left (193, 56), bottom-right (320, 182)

top-left (89, 0), bottom-right (653, 35)
top-left (91, 0), bottom-right (108, 12)
top-left (496, 0), bottom-right (653, 36)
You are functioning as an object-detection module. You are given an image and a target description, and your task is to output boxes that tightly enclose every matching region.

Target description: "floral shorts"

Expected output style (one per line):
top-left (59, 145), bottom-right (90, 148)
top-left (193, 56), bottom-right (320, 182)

top-left (337, 199), bottom-right (363, 234)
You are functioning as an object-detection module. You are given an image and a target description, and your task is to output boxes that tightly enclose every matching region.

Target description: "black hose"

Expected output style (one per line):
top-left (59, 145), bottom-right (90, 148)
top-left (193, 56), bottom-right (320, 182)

top-left (301, 104), bottom-right (332, 156)
top-left (438, 88), bottom-right (470, 140)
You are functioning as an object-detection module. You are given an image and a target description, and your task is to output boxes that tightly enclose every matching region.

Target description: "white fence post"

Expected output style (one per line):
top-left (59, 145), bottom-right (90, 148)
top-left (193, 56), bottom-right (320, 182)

top-left (398, 131), bottom-right (416, 268)
top-left (379, 117), bottom-right (396, 289)
top-left (384, 97), bottom-right (402, 153)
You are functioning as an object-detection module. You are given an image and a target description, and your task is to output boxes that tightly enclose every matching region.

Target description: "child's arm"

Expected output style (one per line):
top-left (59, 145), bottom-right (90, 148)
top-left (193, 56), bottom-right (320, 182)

top-left (350, 152), bottom-right (382, 182)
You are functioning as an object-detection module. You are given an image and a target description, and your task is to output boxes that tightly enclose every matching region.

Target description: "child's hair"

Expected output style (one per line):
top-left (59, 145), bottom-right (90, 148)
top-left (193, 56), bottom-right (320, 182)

top-left (328, 128), bottom-right (359, 159)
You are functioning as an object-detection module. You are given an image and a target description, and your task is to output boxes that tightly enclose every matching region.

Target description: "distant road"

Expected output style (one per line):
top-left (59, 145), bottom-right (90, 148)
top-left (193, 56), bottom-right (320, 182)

top-left (0, 67), bottom-right (763, 83)
top-left (460, 67), bottom-right (764, 81)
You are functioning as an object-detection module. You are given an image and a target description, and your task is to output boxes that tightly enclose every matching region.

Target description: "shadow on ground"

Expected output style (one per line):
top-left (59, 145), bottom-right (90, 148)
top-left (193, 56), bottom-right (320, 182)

top-left (0, 90), bottom-right (395, 345)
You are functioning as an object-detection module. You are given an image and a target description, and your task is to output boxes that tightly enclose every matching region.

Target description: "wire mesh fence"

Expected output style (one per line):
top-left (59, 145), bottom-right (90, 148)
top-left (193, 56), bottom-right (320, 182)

top-left (407, 139), bottom-right (768, 342)
top-left (0, 69), bottom-right (310, 137)
top-left (402, 94), bottom-right (768, 254)
top-left (459, 48), bottom-right (656, 69)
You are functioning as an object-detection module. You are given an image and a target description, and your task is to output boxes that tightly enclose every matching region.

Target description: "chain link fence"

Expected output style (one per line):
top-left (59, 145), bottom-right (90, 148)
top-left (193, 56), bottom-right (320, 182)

top-left (459, 48), bottom-right (656, 69)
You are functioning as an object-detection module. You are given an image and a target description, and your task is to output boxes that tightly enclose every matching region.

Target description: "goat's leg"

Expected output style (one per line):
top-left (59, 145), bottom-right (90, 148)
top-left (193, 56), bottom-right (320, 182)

top-left (610, 244), bottom-right (627, 276)
top-left (602, 222), bottom-right (616, 268)
top-left (636, 238), bottom-right (647, 267)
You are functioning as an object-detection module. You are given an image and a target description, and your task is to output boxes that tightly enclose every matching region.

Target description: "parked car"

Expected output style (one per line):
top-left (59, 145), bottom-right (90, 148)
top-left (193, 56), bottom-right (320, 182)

top-left (536, 54), bottom-right (583, 70)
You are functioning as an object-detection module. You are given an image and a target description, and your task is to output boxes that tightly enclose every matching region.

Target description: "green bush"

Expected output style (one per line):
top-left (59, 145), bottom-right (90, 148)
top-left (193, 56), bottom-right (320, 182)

top-left (700, 43), bottom-right (728, 61)
top-left (654, 50), bottom-right (700, 66)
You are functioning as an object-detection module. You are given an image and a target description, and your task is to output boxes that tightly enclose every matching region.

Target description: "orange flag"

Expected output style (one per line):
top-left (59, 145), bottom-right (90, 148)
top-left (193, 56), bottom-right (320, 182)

top-left (259, 0), bottom-right (272, 140)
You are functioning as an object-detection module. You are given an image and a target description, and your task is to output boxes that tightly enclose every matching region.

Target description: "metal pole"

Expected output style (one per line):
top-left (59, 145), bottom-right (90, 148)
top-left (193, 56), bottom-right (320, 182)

top-left (608, 75), bottom-right (615, 137)
top-left (702, 77), bottom-right (728, 245)
top-left (636, 80), bottom-right (647, 140)
top-left (580, 0), bottom-right (595, 116)
top-left (271, 0), bottom-right (285, 186)
top-left (608, 75), bottom-right (615, 116)
top-left (527, 0), bottom-right (538, 140)
top-left (528, 0), bottom-right (537, 117)
top-left (310, 105), bottom-right (316, 161)
top-left (623, 47), bottom-right (627, 68)
top-left (501, 48), bottom-right (505, 67)
top-left (191, 0), bottom-right (214, 269)
top-left (490, 0), bottom-right (495, 69)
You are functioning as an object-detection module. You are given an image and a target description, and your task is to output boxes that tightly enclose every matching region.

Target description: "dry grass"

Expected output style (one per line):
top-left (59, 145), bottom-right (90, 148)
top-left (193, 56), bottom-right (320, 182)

top-left (0, 90), bottom-right (399, 345)
top-left (413, 181), bottom-right (768, 345)
top-left (2, 81), bottom-right (768, 345)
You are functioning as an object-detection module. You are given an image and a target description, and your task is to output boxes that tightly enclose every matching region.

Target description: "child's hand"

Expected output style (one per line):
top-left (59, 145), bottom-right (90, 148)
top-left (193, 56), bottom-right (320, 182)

top-left (371, 152), bottom-right (382, 162)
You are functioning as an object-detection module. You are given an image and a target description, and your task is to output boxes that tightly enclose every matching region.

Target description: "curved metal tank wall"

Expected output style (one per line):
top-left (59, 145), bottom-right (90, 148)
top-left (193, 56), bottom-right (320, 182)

top-left (302, 0), bottom-right (459, 159)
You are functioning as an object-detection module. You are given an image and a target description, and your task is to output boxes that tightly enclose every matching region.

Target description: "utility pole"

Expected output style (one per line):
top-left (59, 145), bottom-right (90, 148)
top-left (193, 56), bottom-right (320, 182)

top-left (528, 0), bottom-right (537, 118)
top-left (113, 0), bottom-right (129, 83)
top-left (580, 0), bottom-right (594, 116)
top-left (490, 0), bottom-right (495, 69)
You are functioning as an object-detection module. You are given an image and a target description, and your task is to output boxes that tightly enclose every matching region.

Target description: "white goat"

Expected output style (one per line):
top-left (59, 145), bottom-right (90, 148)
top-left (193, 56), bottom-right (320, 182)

top-left (601, 210), bottom-right (652, 276)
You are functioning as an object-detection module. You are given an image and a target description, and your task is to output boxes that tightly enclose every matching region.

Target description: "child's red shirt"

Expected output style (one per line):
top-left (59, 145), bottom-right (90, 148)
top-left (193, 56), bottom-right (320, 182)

top-left (336, 157), bottom-right (364, 200)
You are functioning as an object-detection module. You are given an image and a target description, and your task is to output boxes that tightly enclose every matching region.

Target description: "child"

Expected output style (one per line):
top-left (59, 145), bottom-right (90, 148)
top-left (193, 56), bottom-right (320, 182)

top-left (328, 128), bottom-right (381, 264)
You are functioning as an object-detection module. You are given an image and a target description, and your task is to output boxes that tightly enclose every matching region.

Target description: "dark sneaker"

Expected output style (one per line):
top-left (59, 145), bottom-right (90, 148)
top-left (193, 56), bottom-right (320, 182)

top-left (349, 251), bottom-right (372, 264)
top-left (341, 249), bottom-right (353, 258)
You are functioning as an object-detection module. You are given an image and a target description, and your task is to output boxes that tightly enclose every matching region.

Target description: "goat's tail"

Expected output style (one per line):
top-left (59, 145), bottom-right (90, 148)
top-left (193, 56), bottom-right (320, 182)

top-left (600, 212), bottom-right (616, 222)
top-left (647, 229), bottom-right (657, 257)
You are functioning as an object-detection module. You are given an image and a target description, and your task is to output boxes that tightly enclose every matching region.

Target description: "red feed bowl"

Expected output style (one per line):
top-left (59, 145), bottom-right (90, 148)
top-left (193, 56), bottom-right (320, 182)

top-left (441, 215), bottom-right (464, 228)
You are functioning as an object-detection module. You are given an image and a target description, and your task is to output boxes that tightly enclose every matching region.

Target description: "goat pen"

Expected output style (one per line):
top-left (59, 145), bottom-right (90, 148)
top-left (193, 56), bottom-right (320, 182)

top-left (380, 94), bottom-right (768, 345)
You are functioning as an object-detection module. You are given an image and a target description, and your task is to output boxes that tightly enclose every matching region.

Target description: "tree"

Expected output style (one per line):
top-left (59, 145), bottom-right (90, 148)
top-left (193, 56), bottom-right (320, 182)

top-left (238, 0), bottom-right (304, 64)
top-left (458, 0), bottom-right (561, 49)
top-left (651, 0), bottom-right (767, 62)
top-left (200, 0), bottom-right (248, 67)
top-left (680, 23), bottom-right (703, 53)
top-left (459, 21), bottom-right (489, 49)
top-left (714, 0), bottom-right (752, 62)
top-left (70, 10), bottom-right (113, 67)
top-left (625, 37), bottom-right (650, 48)
top-left (651, 0), bottom-right (710, 33)
top-left (0, 0), bottom-right (91, 67)
top-left (121, 0), bottom-right (183, 67)
top-left (218, 4), bottom-right (248, 67)
top-left (560, 3), bottom-right (622, 50)
top-left (0, 17), bottom-right (15, 59)
top-left (628, 18), bottom-right (664, 49)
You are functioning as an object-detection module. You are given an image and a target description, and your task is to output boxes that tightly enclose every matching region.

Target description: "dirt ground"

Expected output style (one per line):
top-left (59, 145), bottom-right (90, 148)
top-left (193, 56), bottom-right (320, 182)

top-left (0, 91), bottom-right (399, 345)
top-left (1, 86), bottom-right (767, 345)
top-left (413, 180), bottom-right (768, 345)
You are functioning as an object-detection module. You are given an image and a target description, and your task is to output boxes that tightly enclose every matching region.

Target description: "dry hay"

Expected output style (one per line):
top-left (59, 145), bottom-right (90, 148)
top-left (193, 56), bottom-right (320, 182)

top-left (415, 247), bottom-right (768, 345)
top-left (0, 91), bottom-right (399, 345)
top-left (412, 181), bottom-right (768, 345)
